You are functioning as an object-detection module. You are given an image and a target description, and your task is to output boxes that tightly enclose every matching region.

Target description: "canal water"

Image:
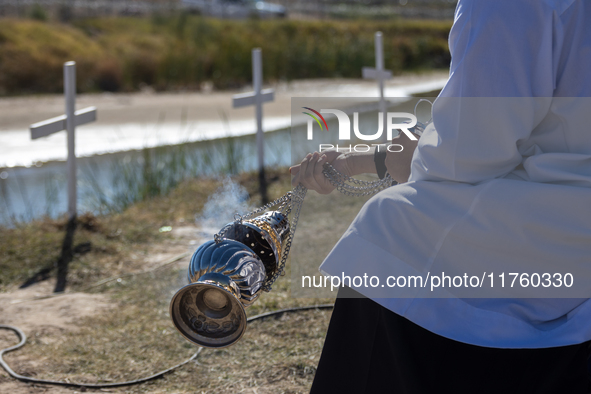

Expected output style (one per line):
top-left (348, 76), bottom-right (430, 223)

top-left (0, 127), bottom-right (290, 224)
top-left (0, 96), bottom-right (435, 225)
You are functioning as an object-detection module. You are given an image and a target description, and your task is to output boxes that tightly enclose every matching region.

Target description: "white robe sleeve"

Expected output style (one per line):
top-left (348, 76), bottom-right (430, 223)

top-left (409, 0), bottom-right (559, 184)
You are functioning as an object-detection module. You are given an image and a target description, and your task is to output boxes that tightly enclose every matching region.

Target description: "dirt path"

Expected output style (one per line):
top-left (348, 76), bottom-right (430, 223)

top-left (0, 280), bottom-right (112, 394)
top-left (0, 73), bottom-right (448, 132)
top-left (0, 225), bottom-right (201, 394)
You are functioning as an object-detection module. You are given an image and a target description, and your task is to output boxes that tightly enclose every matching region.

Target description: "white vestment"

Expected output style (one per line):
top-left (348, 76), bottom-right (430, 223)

top-left (319, 0), bottom-right (591, 348)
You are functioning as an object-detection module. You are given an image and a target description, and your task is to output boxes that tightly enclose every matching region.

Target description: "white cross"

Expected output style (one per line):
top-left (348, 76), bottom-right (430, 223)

top-left (362, 32), bottom-right (392, 141)
top-left (232, 48), bottom-right (274, 174)
top-left (30, 61), bottom-right (97, 220)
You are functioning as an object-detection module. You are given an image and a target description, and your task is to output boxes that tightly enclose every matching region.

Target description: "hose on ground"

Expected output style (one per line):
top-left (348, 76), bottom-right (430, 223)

top-left (0, 304), bottom-right (334, 389)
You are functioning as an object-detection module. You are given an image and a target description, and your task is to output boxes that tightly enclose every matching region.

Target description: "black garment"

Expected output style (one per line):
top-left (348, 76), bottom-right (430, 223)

top-left (310, 287), bottom-right (589, 394)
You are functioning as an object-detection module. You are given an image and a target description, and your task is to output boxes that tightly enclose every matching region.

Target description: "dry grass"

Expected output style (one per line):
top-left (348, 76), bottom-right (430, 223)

top-left (3, 269), bottom-right (333, 393)
top-left (0, 167), bottom-right (298, 290)
top-left (0, 167), bottom-right (357, 393)
top-left (0, 175), bottom-right (222, 291)
top-left (0, 19), bottom-right (104, 94)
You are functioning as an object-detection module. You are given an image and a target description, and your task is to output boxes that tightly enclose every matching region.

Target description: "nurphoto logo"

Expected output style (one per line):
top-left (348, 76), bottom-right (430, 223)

top-left (303, 107), bottom-right (418, 152)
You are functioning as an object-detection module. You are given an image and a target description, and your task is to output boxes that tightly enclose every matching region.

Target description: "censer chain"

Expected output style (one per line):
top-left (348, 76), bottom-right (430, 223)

top-left (321, 163), bottom-right (396, 197)
top-left (262, 184), bottom-right (307, 292)
top-left (215, 164), bottom-right (395, 291)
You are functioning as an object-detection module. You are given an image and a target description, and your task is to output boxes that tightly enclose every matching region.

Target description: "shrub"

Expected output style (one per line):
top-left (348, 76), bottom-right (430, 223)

top-left (0, 16), bottom-right (452, 95)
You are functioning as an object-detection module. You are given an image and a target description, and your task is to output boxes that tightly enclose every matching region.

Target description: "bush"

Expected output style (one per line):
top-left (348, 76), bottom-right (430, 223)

top-left (0, 16), bottom-right (452, 95)
top-left (95, 58), bottom-right (123, 91)
top-left (0, 20), bottom-right (103, 94)
top-left (29, 4), bottom-right (48, 22)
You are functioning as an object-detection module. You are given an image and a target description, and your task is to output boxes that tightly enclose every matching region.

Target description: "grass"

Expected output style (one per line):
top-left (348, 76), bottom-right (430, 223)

top-left (1, 173), bottom-right (226, 291)
top-left (4, 269), bottom-right (332, 393)
top-left (0, 15), bottom-right (452, 95)
top-left (0, 166), bottom-right (350, 393)
top-left (0, 140), bottom-right (284, 289)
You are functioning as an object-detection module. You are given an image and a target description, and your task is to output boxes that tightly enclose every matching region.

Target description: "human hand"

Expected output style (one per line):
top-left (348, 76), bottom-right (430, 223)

top-left (289, 150), bottom-right (352, 194)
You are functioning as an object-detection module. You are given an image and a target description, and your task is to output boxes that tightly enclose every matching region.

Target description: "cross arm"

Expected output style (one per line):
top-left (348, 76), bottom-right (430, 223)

top-left (362, 67), bottom-right (393, 80)
top-left (232, 89), bottom-right (274, 108)
top-left (30, 106), bottom-right (97, 140)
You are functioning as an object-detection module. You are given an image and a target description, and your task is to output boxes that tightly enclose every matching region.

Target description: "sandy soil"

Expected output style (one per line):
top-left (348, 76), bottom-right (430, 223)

top-left (0, 225), bottom-right (201, 394)
top-left (0, 73), bottom-right (448, 132)
top-left (0, 281), bottom-right (110, 394)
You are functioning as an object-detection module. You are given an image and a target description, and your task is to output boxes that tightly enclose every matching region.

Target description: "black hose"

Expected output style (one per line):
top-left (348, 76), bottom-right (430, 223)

top-left (0, 304), bottom-right (334, 389)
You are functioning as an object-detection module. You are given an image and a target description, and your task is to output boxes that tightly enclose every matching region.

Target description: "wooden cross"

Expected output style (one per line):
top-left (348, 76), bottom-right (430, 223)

top-left (30, 61), bottom-right (97, 220)
top-left (232, 48), bottom-right (274, 202)
top-left (362, 32), bottom-right (392, 141)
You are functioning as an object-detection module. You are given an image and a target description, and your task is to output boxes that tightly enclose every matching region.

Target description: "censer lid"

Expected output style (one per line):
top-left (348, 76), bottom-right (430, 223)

top-left (220, 211), bottom-right (289, 285)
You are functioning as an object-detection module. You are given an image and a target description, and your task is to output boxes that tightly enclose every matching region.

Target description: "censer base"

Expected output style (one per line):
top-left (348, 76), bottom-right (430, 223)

top-left (170, 281), bottom-right (247, 348)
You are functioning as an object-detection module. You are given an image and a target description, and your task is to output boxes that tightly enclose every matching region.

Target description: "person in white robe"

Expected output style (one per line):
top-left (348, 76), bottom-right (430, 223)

top-left (291, 0), bottom-right (591, 392)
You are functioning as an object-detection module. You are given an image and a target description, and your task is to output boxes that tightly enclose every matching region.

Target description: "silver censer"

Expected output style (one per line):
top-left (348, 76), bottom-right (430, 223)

top-left (169, 188), bottom-right (304, 348)
top-left (170, 164), bottom-right (395, 348)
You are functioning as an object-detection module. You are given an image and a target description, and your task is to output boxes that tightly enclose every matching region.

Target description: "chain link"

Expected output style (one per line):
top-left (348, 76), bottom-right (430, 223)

top-left (262, 184), bottom-right (307, 292)
top-left (322, 163), bottom-right (396, 196)
top-left (238, 192), bottom-right (293, 221)
top-left (214, 192), bottom-right (293, 244)
top-left (214, 166), bottom-right (395, 291)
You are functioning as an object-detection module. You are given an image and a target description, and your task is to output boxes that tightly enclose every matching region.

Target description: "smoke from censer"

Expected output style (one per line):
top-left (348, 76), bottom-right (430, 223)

top-left (168, 178), bottom-right (253, 292)
top-left (194, 177), bottom-right (252, 240)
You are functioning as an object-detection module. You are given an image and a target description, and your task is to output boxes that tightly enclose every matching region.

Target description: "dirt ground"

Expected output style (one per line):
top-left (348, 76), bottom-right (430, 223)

top-left (0, 282), bottom-right (110, 394)
top-left (0, 225), bottom-right (198, 394)
top-left (0, 216), bottom-right (333, 394)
